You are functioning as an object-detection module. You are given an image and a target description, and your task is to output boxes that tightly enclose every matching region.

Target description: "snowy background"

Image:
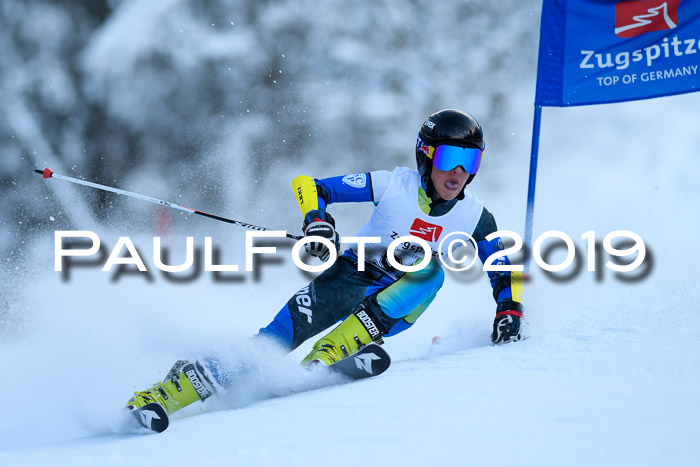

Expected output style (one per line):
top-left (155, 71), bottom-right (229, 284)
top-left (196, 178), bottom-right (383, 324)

top-left (1, 1), bottom-right (699, 466)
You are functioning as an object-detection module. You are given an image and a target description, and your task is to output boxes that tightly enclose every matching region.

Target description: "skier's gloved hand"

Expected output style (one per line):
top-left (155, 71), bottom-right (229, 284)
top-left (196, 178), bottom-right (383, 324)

top-left (491, 310), bottom-right (523, 344)
top-left (302, 209), bottom-right (340, 261)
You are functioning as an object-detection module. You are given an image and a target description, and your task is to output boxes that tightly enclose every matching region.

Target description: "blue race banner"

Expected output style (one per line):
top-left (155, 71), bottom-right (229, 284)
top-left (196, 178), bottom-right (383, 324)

top-left (536, 0), bottom-right (700, 106)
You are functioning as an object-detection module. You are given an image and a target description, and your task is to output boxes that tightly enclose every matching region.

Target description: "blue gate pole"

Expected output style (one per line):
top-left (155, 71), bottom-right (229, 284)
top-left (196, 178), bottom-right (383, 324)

top-left (524, 105), bottom-right (543, 274)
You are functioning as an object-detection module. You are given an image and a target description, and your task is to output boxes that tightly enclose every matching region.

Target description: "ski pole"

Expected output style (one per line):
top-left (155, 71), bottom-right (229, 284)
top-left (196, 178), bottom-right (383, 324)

top-left (34, 168), bottom-right (304, 240)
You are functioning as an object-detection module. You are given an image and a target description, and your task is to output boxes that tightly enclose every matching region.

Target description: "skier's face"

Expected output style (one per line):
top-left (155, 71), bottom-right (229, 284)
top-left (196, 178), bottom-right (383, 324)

top-left (430, 165), bottom-right (468, 200)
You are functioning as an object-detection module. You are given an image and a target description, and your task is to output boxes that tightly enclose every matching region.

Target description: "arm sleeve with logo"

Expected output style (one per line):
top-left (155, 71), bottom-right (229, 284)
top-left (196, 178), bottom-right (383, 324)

top-left (472, 208), bottom-right (524, 314)
top-left (313, 170), bottom-right (392, 209)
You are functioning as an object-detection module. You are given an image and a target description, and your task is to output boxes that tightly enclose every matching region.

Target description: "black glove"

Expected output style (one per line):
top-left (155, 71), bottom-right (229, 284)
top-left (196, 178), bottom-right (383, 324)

top-left (302, 209), bottom-right (340, 261)
top-left (491, 311), bottom-right (522, 344)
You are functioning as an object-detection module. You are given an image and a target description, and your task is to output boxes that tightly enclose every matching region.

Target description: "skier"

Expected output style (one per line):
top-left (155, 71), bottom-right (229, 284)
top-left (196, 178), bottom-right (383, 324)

top-left (126, 109), bottom-right (524, 420)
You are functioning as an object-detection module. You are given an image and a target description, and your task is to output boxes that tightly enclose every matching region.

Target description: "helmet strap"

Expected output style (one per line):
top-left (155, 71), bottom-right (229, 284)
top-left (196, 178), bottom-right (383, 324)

top-left (423, 176), bottom-right (436, 199)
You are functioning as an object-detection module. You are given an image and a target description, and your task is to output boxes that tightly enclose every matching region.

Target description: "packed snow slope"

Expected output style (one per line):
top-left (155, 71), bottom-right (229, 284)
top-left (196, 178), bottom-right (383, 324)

top-left (1, 95), bottom-right (699, 467)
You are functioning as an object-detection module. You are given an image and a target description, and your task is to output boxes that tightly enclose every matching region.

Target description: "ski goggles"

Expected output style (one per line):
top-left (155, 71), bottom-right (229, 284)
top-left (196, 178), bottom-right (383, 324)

top-left (428, 144), bottom-right (483, 174)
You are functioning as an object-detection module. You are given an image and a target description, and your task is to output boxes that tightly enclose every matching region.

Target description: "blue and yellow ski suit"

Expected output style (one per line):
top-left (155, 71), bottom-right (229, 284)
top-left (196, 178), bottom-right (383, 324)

top-left (258, 167), bottom-right (524, 350)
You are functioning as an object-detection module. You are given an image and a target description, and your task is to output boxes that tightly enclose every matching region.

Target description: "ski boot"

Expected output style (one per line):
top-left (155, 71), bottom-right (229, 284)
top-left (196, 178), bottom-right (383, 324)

top-left (301, 303), bottom-right (386, 366)
top-left (126, 360), bottom-right (218, 416)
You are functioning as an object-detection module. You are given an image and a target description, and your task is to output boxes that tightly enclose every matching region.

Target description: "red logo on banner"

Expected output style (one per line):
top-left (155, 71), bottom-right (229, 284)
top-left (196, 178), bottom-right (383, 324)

top-left (615, 0), bottom-right (680, 38)
top-left (409, 218), bottom-right (443, 242)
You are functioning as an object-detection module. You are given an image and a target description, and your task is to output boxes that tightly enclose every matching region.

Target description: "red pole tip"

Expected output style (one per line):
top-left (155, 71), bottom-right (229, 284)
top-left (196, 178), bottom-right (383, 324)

top-left (42, 168), bottom-right (53, 179)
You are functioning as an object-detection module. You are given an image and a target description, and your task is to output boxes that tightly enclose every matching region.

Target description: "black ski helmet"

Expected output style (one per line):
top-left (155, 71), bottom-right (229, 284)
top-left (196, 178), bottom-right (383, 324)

top-left (415, 109), bottom-right (485, 186)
